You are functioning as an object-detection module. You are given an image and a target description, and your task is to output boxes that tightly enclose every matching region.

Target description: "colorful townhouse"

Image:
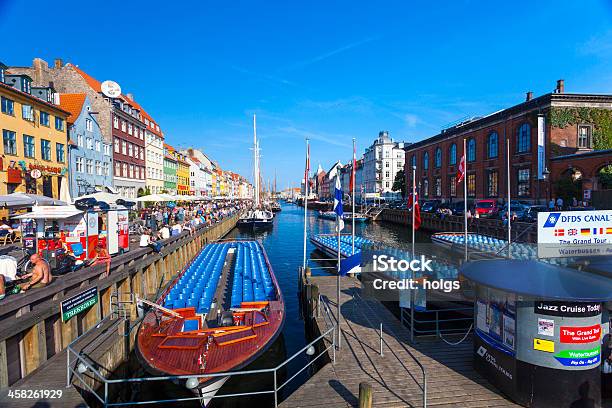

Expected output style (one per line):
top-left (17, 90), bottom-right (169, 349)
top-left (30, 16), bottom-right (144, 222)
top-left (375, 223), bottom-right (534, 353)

top-left (59, 93), bottom-right (112, 198)
top-left (0, 63), bottom-right (69, 198)
top-left (163, 143), bottom-right (178, 194)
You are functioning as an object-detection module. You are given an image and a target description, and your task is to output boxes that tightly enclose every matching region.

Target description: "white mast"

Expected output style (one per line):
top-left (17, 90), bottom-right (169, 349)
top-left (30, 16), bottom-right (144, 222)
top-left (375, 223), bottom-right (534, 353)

top-left (253, 114), bottom-right (260, 207)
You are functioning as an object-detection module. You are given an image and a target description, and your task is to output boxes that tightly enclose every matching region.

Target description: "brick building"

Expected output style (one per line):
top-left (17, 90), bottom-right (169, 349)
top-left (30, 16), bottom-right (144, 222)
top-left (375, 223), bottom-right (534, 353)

top-left (404, 80), bottom-right (612, 205)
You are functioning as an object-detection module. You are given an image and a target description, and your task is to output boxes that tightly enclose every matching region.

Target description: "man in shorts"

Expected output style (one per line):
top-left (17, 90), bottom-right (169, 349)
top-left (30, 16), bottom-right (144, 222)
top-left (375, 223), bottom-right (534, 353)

top-left (21, 253), bottom-right (52, 292)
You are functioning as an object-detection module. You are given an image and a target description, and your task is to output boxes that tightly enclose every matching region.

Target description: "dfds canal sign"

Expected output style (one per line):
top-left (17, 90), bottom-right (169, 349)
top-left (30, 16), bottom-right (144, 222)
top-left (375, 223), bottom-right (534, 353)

top-left (537, 210), bottom-right (612, 258)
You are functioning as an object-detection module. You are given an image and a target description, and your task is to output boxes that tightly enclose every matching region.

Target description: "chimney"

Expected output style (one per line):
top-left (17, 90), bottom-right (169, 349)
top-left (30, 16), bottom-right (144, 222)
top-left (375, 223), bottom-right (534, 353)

top-left (556, 79), bottom-right (564, 93)
top-left (526, 91), bottom-right (533, 101)
top-left (126, 93), bottom-right (134, 101)
top-left (54, 58), bottom-right (63, 69)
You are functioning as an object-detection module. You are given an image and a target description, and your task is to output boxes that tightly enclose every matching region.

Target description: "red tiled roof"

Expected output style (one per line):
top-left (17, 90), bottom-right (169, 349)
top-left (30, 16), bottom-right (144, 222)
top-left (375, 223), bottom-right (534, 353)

top-left (70, 64), bottom-right (162, 136)
top-left (0, 81), bottom-right (70, 116)
top-left (58, 93), bottom-right (86, 123)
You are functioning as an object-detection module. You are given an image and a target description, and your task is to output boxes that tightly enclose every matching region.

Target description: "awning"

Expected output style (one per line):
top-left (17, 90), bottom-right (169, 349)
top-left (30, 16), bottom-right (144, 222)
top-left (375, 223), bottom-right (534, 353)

top-left (12, 205), bottom-right (83, 220)
top-left (460, 259), bottom-right (612, 302)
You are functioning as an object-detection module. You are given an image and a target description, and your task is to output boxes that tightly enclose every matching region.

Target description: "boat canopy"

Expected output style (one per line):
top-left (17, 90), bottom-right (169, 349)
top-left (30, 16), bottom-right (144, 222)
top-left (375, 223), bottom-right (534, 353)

top-left (460, 259), bottom-right (612, 302)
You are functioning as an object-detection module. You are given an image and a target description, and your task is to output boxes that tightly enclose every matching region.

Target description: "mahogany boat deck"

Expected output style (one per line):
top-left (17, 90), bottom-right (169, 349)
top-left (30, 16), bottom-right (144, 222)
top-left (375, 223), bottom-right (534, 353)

top-left (136, 241), bottom-right (284, 380)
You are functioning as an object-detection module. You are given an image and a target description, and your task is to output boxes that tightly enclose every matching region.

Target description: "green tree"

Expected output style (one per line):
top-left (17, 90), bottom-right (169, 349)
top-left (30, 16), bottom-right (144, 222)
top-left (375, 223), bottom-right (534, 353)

top-left (392, 169), bottom-right (406, 199)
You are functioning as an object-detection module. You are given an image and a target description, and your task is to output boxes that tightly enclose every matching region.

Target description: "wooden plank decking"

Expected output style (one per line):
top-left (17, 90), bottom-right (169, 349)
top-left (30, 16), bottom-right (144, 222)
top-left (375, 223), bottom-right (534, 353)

top-left (280, 276), bottom-right (521, 408)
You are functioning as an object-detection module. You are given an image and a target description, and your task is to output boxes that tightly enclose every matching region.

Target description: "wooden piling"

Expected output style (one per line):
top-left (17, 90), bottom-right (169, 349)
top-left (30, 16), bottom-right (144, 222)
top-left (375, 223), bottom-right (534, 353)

top-left (359, 382), bottom-right (373, 408)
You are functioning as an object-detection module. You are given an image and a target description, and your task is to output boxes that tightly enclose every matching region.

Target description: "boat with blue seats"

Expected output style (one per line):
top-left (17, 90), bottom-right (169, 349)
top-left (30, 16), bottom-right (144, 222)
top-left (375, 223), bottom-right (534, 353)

top-left (431, 232), bottom-right (572, 265)
top-left (136, 240), bottom-right (284, 406)
top-left (310, 233), bottom-right (372, 258)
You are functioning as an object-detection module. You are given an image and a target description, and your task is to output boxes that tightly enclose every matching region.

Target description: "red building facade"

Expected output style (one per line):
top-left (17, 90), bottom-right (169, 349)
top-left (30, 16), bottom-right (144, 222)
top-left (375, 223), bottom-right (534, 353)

top-left (404, 81), bottom-right (612, 205)
top-left (111, 97), bottom-right (146, 197)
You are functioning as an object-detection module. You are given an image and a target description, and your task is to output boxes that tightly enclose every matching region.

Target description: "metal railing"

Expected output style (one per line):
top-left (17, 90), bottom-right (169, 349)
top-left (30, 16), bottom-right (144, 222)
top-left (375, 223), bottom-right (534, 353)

top-left (400, 306), bottom-right (473, 339)
top-left (67, 319), bottom-right (336, 407)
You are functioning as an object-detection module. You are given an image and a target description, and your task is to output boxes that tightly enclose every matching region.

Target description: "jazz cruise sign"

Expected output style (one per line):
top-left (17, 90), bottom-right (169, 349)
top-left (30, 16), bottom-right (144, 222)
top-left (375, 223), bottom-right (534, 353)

top-left (537, 210), bottom-right (612, 258)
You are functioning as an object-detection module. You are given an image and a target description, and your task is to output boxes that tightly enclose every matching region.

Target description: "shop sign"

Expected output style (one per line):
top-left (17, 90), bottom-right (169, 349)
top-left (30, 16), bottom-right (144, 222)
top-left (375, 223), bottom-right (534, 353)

top-left (559, 324), bottom-right (601, 343)
top-left (553, 346), bottom-right (600, 367)
top-left (534, 301), bottom-right (601, 318)
top-left (537, 210), bottom-right (612, 257)
top-left (28, 163), bottom-right (64, 175)
top-left (30, 169), bottom-right (42, 179)
top-left (60, 287), bottom-right (98, 322)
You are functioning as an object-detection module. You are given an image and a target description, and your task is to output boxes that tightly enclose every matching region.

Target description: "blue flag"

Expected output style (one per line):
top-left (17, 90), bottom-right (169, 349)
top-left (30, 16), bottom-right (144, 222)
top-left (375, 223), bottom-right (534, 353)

top-left (334, 175), bottom-right (344, 230)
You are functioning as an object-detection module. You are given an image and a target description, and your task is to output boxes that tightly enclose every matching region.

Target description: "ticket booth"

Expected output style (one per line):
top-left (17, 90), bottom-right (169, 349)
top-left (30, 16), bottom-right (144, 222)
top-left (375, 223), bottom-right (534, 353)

top-left (460, 259), bottom-right (612, 408)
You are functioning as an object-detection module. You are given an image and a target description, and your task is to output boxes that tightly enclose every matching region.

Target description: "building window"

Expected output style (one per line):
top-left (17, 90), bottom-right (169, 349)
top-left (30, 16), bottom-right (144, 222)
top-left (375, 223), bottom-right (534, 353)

top-left (95, 140), bottom-right (101, 152)
top-left (77, 134), bottom-right (83, 147)
top-left (40, 111), bottom-right (50, 127)
top-left (23, 135), bottom-right (35, 158)
top-left (55, 117), bottom-right (64, 131)
top-left (487, 132), bottom-right (498, 159)
top-left (115, 161), bottom-right (121, 176)
top-left (86, 159), bottom-right (93, 174)
top-left (578, 125), bottom-right (591, 148)
top-left (487, 171), bottom-right (498, 197)
top-left (449, 143), bottom-right (457, 165)
top-left (86, 138), bottom-right (93, 150)
top-left (114, 138), bottom-right (119, 153)
top-left (435, 147), bottom-right (442, 168)
top-left (95, 161), bottom-right (102, 176)
top-left (22, 105), bottom-right (34, 121)
top-left (423, 152), bottom-right (429, 170)
top-left (104, 144), bottom-right (111, 156)
top-left (517, 123), bottom-right (530, 153)
top-left (129, 164), bottom-right (134, 178)
top-left (449, 175), bottom-right (457, 197)
top-left (467, 138), bottom-right (476, 162)
top-left (113, 116), bottom-right (119, 129)
top-left (434, 177), bottom-right (441, 196)
top-left (385, 161), bottom-right (389, 168)
top-left (85, 118), bottom-right (93, 132)
top-left (1, 97), bottom-right (14, 115)
top-left (122, 141), bottom-right (127, 155)
top-left (128, 123), bottom-right (133, 135)
top-left (385, 171), bottom-right (390, 178)
top-left (517, 168), bottom-right (530, 197)
top-left (103, 162), bottom-right (110, 176)
top-left (411, 155), bottom-right (416, 168)
top-left (422, 179), bottom-right (429, 197)
top-left (76, 157), bottom-right (84, 172)
top-left (56, 143), bottom-right (65, 163)
top-left (467, 174), bottom-right (476, 197)
top-left (3, 130), bottom-right (16, 155)
top-left (121, 120), bottom-right (126, 132)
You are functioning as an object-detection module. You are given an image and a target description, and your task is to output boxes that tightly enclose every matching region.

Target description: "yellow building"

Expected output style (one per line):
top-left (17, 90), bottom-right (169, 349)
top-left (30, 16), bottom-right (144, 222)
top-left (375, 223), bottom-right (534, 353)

top-left (175, 151), bottom-right (190, 196)
top-left (0, 67), bottom-right (69, 198)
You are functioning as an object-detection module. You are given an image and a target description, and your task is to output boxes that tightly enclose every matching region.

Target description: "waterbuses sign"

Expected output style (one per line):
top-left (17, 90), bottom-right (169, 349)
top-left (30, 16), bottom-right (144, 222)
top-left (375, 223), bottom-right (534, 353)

top-left (537, 210), bottom-right (612, 258)
top-left (61, 287), bottom-right (98, 322)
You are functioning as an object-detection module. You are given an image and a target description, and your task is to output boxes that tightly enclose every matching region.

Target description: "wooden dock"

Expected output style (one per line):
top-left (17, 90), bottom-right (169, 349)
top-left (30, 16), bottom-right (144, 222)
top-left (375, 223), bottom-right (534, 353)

top-left (281, 276), bottom-right (520, 408)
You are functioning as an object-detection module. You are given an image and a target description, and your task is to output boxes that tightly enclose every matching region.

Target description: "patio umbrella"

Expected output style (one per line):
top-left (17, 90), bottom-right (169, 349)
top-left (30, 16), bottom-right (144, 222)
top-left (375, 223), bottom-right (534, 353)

top-left (0, 193), bottom-right (66, 208)
top-left (135, 194), bottom-right (174, 202)
top-left (76, 191), bottom-right (125, 203)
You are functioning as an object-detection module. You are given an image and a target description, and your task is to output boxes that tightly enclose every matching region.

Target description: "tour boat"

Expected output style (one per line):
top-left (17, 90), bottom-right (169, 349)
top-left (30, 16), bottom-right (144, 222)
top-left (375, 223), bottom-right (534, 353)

top-left (342, 212), bottom-right (368, 223)
top-left (317, 211), bottom-right (337, 220)
top-left (270, 202), bottom-right (281, 212)
top-left (136, 240), bottom-right (284, 406)
top-left (309, 234), bottom-right (372, 274)
top-left (431, 232), bottom-right (571, 265)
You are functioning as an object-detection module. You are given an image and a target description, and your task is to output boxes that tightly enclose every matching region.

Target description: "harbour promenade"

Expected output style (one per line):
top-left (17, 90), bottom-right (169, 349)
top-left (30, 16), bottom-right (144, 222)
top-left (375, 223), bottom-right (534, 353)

top-left (0, 212), bottom-right (241, 407)
top-left (283, 275), bottom-right (520, 408)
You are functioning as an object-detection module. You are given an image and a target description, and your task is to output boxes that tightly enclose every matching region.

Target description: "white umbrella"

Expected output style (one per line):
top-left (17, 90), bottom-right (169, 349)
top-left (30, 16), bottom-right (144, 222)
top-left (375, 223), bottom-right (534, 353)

top-left (0, 193), bottom-right (66, 208)
top-left (60, 179), bottom-right (71, 204)
top-left (135, 193), bottom-right (173, 202)
top-left (76, 191), bottom-right (125, 203)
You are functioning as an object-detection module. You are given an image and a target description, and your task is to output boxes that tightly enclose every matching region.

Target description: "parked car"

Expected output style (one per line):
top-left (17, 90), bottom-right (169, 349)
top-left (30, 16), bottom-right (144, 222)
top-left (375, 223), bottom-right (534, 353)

top-left (498, 202), bottom-right (528, 220)
top-left (475, 199), bottom-right (499, 218)
top-left (522, 205), bottom-right (547, 222)
top-left (421, 200), bottom-right (442, 213)
top-left (449, 201), bottom-right (465, 216)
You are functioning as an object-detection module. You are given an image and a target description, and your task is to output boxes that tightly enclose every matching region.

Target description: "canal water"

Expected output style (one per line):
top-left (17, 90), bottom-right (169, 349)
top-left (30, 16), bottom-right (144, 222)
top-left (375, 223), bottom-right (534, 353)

top-left (128, 203), bottom-right (443, 407)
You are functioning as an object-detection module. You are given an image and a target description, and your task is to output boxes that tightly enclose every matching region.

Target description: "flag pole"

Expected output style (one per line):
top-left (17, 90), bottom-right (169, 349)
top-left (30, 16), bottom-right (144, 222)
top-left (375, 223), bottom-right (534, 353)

top-left (463, 138), bottom-right (468, 261)
top-left (303, 139), bottom-right (309, 270)
top-left (352, 138), bottom-right (356, 255)
top-left (507, 135), bottom-right (511, 259)
top-left (412, 165), bottom-right (416, 259)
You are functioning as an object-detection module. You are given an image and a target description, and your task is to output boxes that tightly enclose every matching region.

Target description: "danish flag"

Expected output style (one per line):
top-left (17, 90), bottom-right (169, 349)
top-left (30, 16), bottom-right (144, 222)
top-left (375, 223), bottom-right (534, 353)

top-left (457, 154), bottom-right (466, 183)
top-left (408, 191), bottom-right (421, 230)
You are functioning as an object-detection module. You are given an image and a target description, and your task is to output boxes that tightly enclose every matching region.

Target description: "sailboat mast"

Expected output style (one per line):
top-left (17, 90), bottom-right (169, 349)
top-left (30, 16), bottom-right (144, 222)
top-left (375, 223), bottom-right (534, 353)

top-left (253, 114), bottom-right (260, 207)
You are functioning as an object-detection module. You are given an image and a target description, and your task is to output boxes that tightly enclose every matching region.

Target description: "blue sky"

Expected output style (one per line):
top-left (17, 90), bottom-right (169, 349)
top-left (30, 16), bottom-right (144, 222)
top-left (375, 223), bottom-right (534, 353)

top-left (1, 1), bottom-right (611, 189)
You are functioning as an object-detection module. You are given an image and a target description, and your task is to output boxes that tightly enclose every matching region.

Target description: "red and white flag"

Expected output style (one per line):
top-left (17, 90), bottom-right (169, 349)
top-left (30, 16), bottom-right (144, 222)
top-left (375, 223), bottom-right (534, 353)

top-left (408, 190), bottom-right (421, 230)
top-left (456, 153), bottom-right (466, 183)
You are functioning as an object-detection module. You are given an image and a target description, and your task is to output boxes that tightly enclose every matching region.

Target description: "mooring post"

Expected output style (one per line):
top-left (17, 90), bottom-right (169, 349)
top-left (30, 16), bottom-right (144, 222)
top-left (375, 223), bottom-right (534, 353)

top-left (359, 382), bottom-right (373, 408)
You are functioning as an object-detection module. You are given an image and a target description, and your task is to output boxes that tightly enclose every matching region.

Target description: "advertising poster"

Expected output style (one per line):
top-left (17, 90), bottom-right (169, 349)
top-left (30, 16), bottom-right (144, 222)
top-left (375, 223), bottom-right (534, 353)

top-left (503, 313), bottom-right (515, 350)
top-left (538, 318), bottom-right (555, 337)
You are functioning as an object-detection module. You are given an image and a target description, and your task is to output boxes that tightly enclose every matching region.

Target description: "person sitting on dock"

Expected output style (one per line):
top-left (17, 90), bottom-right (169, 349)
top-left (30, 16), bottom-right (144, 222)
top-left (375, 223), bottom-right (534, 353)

top-left (139, 229), bottom-right (153, 248)
top-left (90, 243), bottom-right (111, 278)
top-left (20, 254), bottom-right (52, 292)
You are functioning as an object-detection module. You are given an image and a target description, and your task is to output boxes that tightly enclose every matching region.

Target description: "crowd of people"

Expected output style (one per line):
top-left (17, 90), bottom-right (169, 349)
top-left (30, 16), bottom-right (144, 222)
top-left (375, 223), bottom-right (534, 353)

top-left (135, 200), bottom-right (248, 248)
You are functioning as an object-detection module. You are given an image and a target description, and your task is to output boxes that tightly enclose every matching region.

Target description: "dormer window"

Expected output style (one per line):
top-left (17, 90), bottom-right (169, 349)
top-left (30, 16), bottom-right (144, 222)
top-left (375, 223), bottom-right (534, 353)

top-left (21, 77), bottom-right (31, 94)
top-left (0, 67), bottom-right (4, 83)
